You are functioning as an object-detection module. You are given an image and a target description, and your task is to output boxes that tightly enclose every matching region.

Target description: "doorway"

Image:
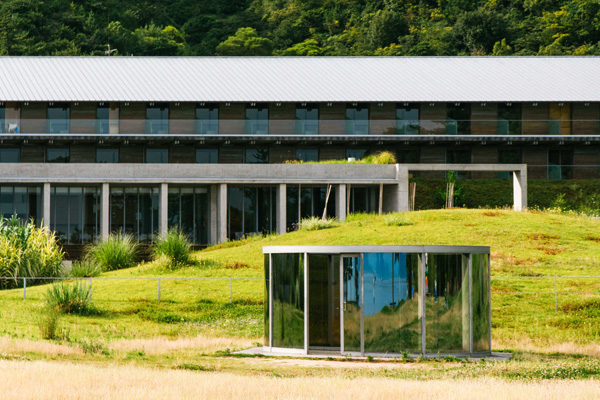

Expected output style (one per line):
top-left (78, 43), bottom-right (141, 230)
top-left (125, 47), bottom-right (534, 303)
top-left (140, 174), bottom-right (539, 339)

top-left (308, 254), bottom-right (340, 350)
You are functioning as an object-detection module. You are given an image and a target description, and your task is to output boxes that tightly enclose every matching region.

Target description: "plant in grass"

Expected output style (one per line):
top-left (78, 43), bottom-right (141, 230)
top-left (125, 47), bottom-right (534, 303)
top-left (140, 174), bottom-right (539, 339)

top-left (45, 280), bottom-right (95, 315)
top-left (0, 215), bottom-right (64, 289)
top-left (70, 258), bottom-right (102, 277)
top-left (153, 229), bottom-right (193, 269)
top-left (297, 216), bottom-right (338, 231)
top-left (384, 214), bottom-right (411, 226)
top-left (86, 233), bottom-right (138, 271)
top-left (37, 305), bottom-right (69, 341)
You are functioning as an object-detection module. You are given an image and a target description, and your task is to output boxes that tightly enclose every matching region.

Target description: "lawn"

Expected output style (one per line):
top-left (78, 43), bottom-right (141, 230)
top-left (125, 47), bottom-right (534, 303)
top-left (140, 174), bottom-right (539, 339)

top-left (2, 209), bottom-right (600, 397)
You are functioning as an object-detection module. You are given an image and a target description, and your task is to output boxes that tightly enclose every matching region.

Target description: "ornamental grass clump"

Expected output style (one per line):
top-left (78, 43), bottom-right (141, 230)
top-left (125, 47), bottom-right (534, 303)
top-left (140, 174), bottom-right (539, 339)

top-left (384, 214), bottom-right (412, 227)
top-left (0, 215), bottom-right (64, 289)
top-left (69, 259), bottom-right (102, 278)
top-left (153, 229), bottom-right (193, 270)
top-left (45, 280), bottom-right (94, 315)
top-left (297, 217), bottom-right (338, 231)
top-left (86, 233), bottom-right (138, 272)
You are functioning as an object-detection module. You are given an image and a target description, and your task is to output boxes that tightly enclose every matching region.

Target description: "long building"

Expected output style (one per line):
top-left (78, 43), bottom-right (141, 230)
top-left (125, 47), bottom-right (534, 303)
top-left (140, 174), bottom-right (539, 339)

top-left (0, 56), bottom-right (594, 252)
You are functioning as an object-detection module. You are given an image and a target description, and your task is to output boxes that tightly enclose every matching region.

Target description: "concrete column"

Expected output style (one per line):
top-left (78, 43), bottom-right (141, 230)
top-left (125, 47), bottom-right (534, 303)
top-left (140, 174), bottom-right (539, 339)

top-left (109, 103), bottom-right (119, 134)
top-left (218, 183), bottom-right (228, 243)
top-left (101, 183), bottom-right (110, 239)
top-left (159, 183), bottom-right (168, 236)
top-left (43, 182), bottom-right (51, 228)
top-left (513, 168), bottom-right (528, 211)
top-left (336, 184), bottom-right (346, 222)
top-left (397, 167), bottom-right (410, 212)
top-left (277, 183), bottom-right (286, 235)
top-left (209, 184), bottom-right (218, 245)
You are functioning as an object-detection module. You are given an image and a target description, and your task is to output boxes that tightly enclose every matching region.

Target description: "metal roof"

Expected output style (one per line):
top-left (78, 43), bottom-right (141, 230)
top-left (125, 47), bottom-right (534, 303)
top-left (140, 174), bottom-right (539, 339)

top-left (0, 56), bottom-right (598, 102)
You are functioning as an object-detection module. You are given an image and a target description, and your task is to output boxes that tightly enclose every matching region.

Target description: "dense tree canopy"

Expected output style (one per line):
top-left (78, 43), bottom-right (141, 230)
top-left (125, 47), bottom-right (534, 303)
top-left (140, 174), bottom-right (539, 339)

top-left (0, 0), bottom-right (599, 56)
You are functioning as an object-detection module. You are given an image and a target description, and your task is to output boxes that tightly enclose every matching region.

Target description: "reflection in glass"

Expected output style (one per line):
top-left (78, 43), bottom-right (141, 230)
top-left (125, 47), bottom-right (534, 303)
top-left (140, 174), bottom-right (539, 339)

top-left (349, 186), bottom-right (379, 214)
top-left (345, 104), bottom-right (369, 135)
top-left (0, 186), bottom-right (41, 225)
top-left (295, 149), bottom-right (318, 162)
top-left (308, 254), bottom-right (340, 348)
top-left (196, 149), bottom-right (218, 163)
top-left (244, 148), bottom-right (269, 163)
top-left (425, 253), bottom-right (469, 353)
top-left (264, 254), bottom-right (270, 346)
top-left (46, 148), bottom-right (70, 163)
top-left (96, 104), bottom-right (110, 134)
top-left (343, 256), bottom-right (361, 352)
top-left (110, 187), bottom-right (158, 243)
top-left (145, 148), bottom-right (168, 163)
top-left (363, 253), bottom-right (421, 353)
top-left (472, 253), bottom-right (490, 352)
top-left (245, 104), bottom-right (269, 134)
top-left (168, 186), bottom-right (210, 245)
top-left (272, 253), bottom-right (304, 349)
top-left (497, 103), bottom-right (521, 135)
top-left (446, 103), bottom-right (471, 135)
top-left (96, 148), bottom-right (119, 163)
top-left (227, 186), bottom-right (276, 240)
top-left (51, 186), bottom-right (100, 244)
top-left (295, 104), bottom-right (319, 135)
top-left (0, 148), bottom-right (20, 163)
top-left (146, 103), bottom-right (169, 134)
top-left (196, 104), bottom-right (219, 134)
top-left (47, 103), bottom-right (70, 134)
top-left (396, 104), bottom-right (420, 134)
top-left (286, 185), bottom-right (336, 230)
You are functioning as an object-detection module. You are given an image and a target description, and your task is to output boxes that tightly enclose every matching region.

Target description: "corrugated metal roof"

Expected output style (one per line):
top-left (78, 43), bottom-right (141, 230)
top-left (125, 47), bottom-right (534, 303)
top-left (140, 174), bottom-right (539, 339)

top-left (0, 56), bottom-right (597, 102)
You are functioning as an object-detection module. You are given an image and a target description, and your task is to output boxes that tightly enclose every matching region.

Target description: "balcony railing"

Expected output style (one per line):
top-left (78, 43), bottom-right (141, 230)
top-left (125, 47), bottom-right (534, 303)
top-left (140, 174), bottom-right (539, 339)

top-left (0, 119), bottom-right (598, 135)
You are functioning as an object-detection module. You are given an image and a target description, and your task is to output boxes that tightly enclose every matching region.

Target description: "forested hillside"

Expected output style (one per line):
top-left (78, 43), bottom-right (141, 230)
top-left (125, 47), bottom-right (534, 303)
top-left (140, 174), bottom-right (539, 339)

top-left (0, 0), bottom-right (598, 56)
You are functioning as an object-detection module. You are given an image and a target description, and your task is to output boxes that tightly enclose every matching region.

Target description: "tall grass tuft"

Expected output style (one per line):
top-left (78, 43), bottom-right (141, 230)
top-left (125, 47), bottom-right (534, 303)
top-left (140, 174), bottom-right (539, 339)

top-left (69, 259), bottom-right (102, 278)
top-left (153, 229), bottom-right (193, 269)
top-left (297, 217), bottom-right (338, 231)
top-left (384, 214), bottom-right (412, 226)
top-left (363, 151), bottom-right (397, 164)
top-left (45, 281), bottom-right (94, 315)
top-left (0, 215), bottom-right (64, 289)
top-left (86, 233), bottom-right (138, 271)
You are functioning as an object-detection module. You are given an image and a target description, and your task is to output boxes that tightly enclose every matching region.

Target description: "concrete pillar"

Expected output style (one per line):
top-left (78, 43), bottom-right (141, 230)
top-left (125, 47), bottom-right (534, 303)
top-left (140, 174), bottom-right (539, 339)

top-left (397, 167), bottom-right (410, 212)
top-left (43, 182), bottom-right (51, 228)
top-left (277, 183), bottom-right (286, 234)
top-left (101, 183), bottom-right (110, 239)
top-left (209, 184), bottom-right (218, 245)
top-left (109, 103), bottom-right (119, 134)
top-left (159, 183), bottom-right (168, 236)
top-left (336, 184), bottom-right (346, 222)
top-left (513, 168), bottom-right (528, 211)
top-left (218, 183), bottom-right (228, 243)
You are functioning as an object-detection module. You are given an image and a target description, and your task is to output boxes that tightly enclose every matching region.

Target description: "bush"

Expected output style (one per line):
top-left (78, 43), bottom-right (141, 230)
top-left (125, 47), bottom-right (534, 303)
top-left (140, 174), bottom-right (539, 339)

top-left (45, 281), bottom-right (94, 315)
top-left (0, 216), bottom-right (64, 289)
top-left (297, 217), bottom-right (338, 231)
top-left (70, 259), bottom-right (102, 277)
top-left (153, 229), bottom-right (192, 269)
top-left (86, 233), bottom-right (138, 271)
top-left (37, 305), bottom-right (65, 340)
top-left (384, 214), bottom-right (411, 226)
top-left (363, 151), bottom-right (397, 164)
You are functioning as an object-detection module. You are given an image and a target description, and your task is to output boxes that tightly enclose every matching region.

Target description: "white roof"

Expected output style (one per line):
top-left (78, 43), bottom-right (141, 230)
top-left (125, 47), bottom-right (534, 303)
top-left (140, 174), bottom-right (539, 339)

top-left (0, 56), bottom-right (598, 102)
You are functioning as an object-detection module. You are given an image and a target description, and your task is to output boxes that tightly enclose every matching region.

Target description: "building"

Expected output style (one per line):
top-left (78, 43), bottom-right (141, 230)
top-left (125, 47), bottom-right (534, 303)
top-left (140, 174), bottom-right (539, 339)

top-left (0, 56), bottom-right (595, 252)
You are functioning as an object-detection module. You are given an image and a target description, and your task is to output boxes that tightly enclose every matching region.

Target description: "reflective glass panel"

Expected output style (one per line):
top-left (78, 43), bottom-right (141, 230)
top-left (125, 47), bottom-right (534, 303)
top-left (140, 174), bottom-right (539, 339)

top-left (245, 105), bottom-right (269, 134)
top-left (308, 254), bottom-right (340, 348)
top-left (146, 104), bottom-right (169, 134)
top-left (46, 148), bottom-right (69, 163)
top-left (196, 149), bottom-right (218, 163)
top-left (244, 148), bottom-right (269, 163)
top-left (342, 256), bottom-right (361, 353)
top-left (196, 105), bottom-right (219, 134)
top-left (96, 105), bottom-right (110, 134)
top-left (425, 253), bottom-right (469, 353)
top-left (346, 149), bottom-right (367, 160)
top-left (145, 149), bottom-right (168, 164)
top-left (295, 104), bottom-right (319, 135)
top-left (446, 104), bottom-right (471, 135)
top-left (272, 253), bottom-right (304, 349)
top-left (497, 103), bottom-right (522, 135)
top-left (110, 187), bottom-right (158, 243)
top-left (396, 104), bottom-right (420, 134)
top-left (296, 149), bottom-right (318, 162)
top-left (264, 254), bottom-right (270, 346)
top-left (47, 103), bottom-right (70, 134)
top-left (345, 104), bottom-right (369, 135)
top-left (472, 253), bottom-right (490, 352)
top-left (96, 148), bottom-right (119, 163)
top-left (363, 253), bottom-right (421, 353)
top-left (0, 148), bottom-right (20, 163)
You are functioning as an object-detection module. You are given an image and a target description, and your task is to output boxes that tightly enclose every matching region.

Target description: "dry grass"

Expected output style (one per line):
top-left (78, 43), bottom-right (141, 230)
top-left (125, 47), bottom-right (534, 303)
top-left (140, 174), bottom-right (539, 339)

top-left (1, 360), bottom-right (600, 400)
top-left (495, 337), bottom-right (600, 358)
top-left (109, 334), bottom-right (254, 355)
top-left (0, 336), bottom-right (81, 356)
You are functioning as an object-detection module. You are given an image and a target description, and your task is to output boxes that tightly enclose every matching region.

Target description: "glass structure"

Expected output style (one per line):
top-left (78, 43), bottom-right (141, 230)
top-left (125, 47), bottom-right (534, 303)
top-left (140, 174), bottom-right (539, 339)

top-left (96, 104), bottom-right (110, 134)
top-left (396, 103), bottom-right (420, 135)
top-left (109, 186), bottom-right (159, 243)
top-left (50, 186), bottom-right (100, 244)
top-left (0, 186), bottom-right (41, 224)
top-left (345, 104), bottom-right (369, 135)
top-left (196, 149), bottom-right (219, 163)
top-left (96, 148), bottom-right (119, 163)
top-left (227, 186), bottom-right (276, 240)
top-left (167, 186), bottom-right (210, 245)
top-left (46, 147), bottom-right (70, 163)
top-left (47, 103), bottom-right (70, 134)
top-left (296, 104), bottom-right (319, 135)
top-left (196, 104), bottom-right (219, 134)
top-left (245, 104), bottom-right (269, 134)
top-left (446, 103), bottom-right (471, 135)
top-left (286, 185), bottom-right (336, 231)
top-left (263, 245), bottom-right (491, 357)
top-left (146, 103), bottom-right (169, 134)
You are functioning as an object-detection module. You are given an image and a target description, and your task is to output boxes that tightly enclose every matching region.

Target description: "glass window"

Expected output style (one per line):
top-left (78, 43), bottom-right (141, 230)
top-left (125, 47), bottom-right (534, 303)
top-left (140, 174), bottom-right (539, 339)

top-left (245, 104), bottom-right (269, 134)
top-left (264, 253), bottom-right (270, 346)
top-left (446, 149), bottom-right (470, 179)
top-left (396, 104), bottom-right (420, 135)
top-left (271, 253), bottom-right (305, 349)
top-left (46, 147), bottom-right (70, 163)
top-left (146, 103), bottom-right (169, 134)
top-left (363, 253), bottom-right (421, 353)
top-left (346, 149), bottom-right (367, 160)
top-left (497, 103), bottom-right (521, 135)
top-left (50, 186), bottom-right (100, 244)
top-left (308, 254), bottom-right (340, 348)
top-left (227, 186), bottom-right (276, 240)
top-left (446, 103), bottom-right (471, 135)
top-left (295, 104), bottom-right (319, 135)
top-left (0, 186), bottom-right (41, 224)
top-left (345, 104), bottom-right (369, 135)
top-left (245, 148), bottom-right (269, 163)
top-left (0, 148), bottom-right (19, 163)
top-left (472, 253), bottom-right (490, 352)
top-left (342, 255), bottom-right (361, 352)
top-left (349, 186), bottom-right (379, 214)
top-left (145, 148), bottom-right (168, 164)
top-left (498, 150), bottom-right (522, 179)
top-left (397, 149), bottom-right (419, 164)
top-left (196, 149), bottom-right (219, 164)
top-left (548, 149), bottom-right (574, 180)
top-left (96, 148), bottom-right (119, 163)
top-left (196, 104), bottom-right (219, 134)
top-left (96, 104), bottom-right (110, 134)
top-left (425, 253), bottom-right (469, 353)
top-left (110, 186), bottom-right (159, 243)
top-left (0, 105), bottom-right (5, 133)
top-left (286, 185), bottom-right (335, 230)
top-left (168, 186), bottom-right (210, 245)
top-left (296, 149), bottom-right (318, 162)
top-left (47, 103), bottom-right (70, 134)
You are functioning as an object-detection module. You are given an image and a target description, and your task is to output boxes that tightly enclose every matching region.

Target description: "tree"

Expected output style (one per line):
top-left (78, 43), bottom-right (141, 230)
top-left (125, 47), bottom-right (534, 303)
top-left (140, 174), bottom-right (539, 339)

top-left (454, 10), bottom-right (507, 53)
top-left (216, 27), bottom-right (273, 56)
top-left (278, 39), bottom-right (323, 56)
top-left (363, 9), bottom-right (408, 51)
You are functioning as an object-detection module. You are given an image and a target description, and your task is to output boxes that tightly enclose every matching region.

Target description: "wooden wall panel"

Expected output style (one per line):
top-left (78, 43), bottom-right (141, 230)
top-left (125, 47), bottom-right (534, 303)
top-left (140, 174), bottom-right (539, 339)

top-left (71, 103), bottom-right (96, 134)
top-left (70, 144), bottom-right (95, 163)
top-left (472, 146), bottom-right (498, 178)
top-left (269, 103), bottom-right (295, 135)
top-left (420, 103), bottom-right (446, 135)
top-left (523, 146), bottom-right (548, 179)
top-left (219, 103), bottom-right (245, 135)
top-left (573, 146), bottom-right (600, 179)
top-left (270, 146), bottom-right (295, 163)
top-left (572, 103), bottom-right (599, 135)
top-left (319, 146), bottom-right (344, 161)
top-left (170, 103), bottom-right (195, 135)
top-left (169, 145), bottom-right (195, 163)
top-left (21, 103), bottom-right (46, 134)
top-left (419, 146), bottom-right (445, 178)
top-left (20, 145), bottom-right (44, 162)
top-left (471, 103), bottom-right (497, 135)
top-left (522, 103), bottom-right (549, 135)
top-left (119, 103), bottom-right (145, 135)
top-left (120, 145), bottom-right (143, 163)
top-left (370, 103), bottom-right (396, 135)
top-left (319, 103), bottom-right (345, 135)
top-left (219, 146), bottom-right (243, 163)
top-left (549, 103), bottom-right (571, 135)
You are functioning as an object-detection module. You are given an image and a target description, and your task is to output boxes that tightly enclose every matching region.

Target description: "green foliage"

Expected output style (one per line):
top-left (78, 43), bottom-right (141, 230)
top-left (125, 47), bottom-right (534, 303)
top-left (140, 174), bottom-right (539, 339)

top-left (216, 27), bottom-right (274, 55)
top-left (297, 217), bottom-right (338, 231)
top-left (45, 281), bottom-right (95, 315)
top-left (86, 233), bottom-right (138, 272)
top-left (0, 216), bottom-right (64, 289)
top-left (153, 229), bottom-right (193, 269)
top-left (70, 259), bottom-right (102, 278)
top-left (37, 305), bottom-right (68, 341)
top-left (384, 214), bottom-right (411, 227)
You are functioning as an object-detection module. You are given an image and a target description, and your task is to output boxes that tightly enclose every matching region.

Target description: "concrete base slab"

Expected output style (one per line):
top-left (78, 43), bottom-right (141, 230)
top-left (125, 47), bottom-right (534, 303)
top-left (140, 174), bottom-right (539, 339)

top-left (236, 347), bottom-right (512, 361)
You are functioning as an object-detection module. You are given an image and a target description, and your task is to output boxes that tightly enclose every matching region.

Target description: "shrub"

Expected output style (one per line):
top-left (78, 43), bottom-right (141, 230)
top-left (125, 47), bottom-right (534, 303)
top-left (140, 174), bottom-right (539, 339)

top-left (37, 305), bottom-right (65, 340)
top-left (0, 216), bottom-right (64, 289)
top-left (384, 214), bottom-right (411, 226)
top-left (45, 281), bottom-right (94, 315)
top-left (86, 233), bottom-right (138, 271)
top-left (70, 259), bottom-right (102, 277)
top-left (363, 151), bottom-right (397, 164)
top-left (153, 229), bottom-right (192, 269)
top-left (297, 217), bottom-right (338, 231)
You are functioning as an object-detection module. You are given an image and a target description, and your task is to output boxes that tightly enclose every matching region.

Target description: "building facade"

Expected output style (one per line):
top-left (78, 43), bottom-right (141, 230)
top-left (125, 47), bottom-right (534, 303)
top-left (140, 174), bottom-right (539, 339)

top-left (0, 57), bottom-right (594, 251)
